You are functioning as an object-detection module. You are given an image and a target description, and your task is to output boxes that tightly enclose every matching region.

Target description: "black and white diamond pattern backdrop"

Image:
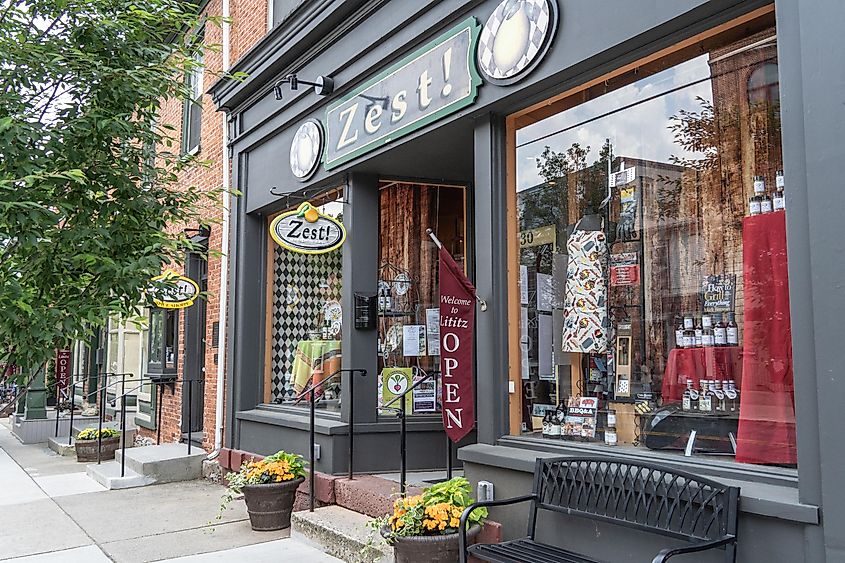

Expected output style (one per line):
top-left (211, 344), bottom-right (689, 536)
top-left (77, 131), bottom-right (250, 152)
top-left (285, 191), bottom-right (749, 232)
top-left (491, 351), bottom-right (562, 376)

top-left (270, 246), bottom-right (342, 402)
top-left (477, 0), bottom-right (553, 82)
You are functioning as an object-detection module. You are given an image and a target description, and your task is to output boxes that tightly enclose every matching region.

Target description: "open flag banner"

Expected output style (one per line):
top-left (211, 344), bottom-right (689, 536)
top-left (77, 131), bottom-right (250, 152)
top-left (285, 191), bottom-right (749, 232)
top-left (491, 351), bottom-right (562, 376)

top-left (438, 246), bottom-right (476, 443)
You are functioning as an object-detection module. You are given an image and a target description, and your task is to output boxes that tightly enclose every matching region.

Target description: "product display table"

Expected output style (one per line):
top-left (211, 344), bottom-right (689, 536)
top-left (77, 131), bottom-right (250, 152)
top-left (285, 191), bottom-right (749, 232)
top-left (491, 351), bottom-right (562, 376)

top-left (736, 211), bottom-right (796, 465)
top-left (641, 408), bottom-right (739, 455)
top-left (291, 340), bottom-right (341, 399)
top-left (661, 346), bottom-right (742, 402)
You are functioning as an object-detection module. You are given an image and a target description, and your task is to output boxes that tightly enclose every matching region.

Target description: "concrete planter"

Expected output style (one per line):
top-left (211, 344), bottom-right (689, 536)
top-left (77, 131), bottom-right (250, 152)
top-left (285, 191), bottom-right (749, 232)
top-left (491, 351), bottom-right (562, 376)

top-left (242, 477), bottom-right (304, 531)
top-left (75, 436), bottom-right (121, 462)
top-left (385, 524), bottom-right (481, 563)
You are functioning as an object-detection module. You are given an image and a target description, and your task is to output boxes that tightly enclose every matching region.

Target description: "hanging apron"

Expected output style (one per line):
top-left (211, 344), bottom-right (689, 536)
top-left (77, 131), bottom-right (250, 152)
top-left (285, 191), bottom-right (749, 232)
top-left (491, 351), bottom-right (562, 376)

top-left (562, 224), bottom-right (609, 353)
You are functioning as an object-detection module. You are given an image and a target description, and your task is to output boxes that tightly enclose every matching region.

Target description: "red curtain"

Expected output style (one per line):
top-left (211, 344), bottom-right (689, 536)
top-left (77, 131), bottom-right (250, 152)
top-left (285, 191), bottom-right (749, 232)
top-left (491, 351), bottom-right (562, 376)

top-left (735, 211), bottom-right (797, 465)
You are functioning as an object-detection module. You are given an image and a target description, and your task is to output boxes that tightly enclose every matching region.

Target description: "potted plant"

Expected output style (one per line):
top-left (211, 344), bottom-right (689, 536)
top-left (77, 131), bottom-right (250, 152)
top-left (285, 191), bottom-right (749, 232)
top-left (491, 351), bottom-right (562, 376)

top-left (75, 427), bottom-right (121, 462)
top-left (219, 450), bottom-right (306, 531)
top-left (370, 477), bottom-right (487, 563)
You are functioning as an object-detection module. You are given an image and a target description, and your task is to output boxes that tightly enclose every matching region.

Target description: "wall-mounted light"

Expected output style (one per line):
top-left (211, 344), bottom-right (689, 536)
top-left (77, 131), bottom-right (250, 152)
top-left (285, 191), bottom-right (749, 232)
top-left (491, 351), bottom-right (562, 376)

top-left (274, 73), bottom-right (334, 100)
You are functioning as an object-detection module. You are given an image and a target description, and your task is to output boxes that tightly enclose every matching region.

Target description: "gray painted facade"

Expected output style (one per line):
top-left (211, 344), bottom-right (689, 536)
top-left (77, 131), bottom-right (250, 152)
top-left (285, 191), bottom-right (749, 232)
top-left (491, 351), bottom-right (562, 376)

top-left (211, 0), bottom-right (844, 559)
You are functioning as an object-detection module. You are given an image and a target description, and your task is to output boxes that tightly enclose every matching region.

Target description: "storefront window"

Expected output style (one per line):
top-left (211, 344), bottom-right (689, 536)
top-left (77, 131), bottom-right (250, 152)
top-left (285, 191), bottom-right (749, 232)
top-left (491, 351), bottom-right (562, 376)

top-left (147, 308), bottom-right (178, 376)
top-left (377, 182), bottom-right (467, 416)
top-left (268, 192), bottom-right (343, 411)
top-left (511, 21), bottom-right (796, 466)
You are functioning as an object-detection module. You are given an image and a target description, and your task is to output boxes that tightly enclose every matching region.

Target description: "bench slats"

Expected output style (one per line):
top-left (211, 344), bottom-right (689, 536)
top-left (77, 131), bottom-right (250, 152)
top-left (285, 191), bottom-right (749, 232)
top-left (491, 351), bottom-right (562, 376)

top-left (469, 538), bottom-right (604, 563)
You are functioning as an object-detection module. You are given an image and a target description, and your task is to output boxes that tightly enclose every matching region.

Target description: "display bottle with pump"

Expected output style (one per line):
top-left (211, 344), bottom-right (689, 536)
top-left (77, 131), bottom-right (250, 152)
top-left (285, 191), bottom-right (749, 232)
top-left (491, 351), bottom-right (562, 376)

top-left (774, 170), bottom-right (786, 211)
top-left (675, 317), bottom-right (685, 349)
top-left (702, 315), bottom-right (715, 347)
top-left (604, 409), bottom-right (617, 446)
top-left (694, 316), bottom-right (703, 348)
top-left (714, 313), bottom-right (728, 347)
top-left (726, 312), bottom-right (739, 346)
top-left (749, 176), bottom-right (765, 215)
top-left (726, 380), bottom-right (740, 412)
top-left (688, 381), bottom-right (700, 412)
top-left (683, 316), bottom-right (695, 348)
top-left (714, 380), bottom-right (727, 413)
top-left (697, 380), bottom-right (709, 413)
top-left (682, 379), bottom-right (695, 411)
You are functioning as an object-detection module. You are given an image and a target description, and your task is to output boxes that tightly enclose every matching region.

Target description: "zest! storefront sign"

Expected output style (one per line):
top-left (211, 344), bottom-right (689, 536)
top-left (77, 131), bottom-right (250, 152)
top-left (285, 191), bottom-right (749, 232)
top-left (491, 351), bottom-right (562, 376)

top-left (270, 202), bottom-right (346, 254)
top-left (324, 18), bottom-right (481, 170)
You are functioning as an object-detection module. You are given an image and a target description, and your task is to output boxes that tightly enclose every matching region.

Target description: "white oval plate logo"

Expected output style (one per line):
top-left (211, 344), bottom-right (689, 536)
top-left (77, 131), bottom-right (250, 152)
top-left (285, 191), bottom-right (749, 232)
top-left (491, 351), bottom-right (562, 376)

top-left (270, 202), bottom-right (346, 255)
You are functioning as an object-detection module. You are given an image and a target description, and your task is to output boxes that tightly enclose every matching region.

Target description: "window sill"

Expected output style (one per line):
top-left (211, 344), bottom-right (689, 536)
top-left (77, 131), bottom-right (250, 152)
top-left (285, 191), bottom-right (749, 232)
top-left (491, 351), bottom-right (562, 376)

top-left (458, 441), bottom-right (819, 525)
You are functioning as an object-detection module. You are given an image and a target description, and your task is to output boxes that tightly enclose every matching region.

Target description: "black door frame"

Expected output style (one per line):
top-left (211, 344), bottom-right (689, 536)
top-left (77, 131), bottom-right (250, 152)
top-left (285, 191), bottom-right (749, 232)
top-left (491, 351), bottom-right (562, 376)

top-left (182, 250), bottom-right (207, 434)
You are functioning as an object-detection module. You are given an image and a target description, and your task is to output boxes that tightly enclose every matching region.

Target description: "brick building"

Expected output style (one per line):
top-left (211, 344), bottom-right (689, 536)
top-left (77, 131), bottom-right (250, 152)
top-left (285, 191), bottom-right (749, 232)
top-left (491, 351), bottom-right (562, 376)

top-left (133, 0), bottom-right (269, 452)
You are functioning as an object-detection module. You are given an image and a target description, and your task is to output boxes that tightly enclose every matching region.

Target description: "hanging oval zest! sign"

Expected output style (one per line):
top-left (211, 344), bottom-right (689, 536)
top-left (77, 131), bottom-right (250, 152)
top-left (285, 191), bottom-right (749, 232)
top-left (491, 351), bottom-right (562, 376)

top-left (150, 271), bottom-right (200, 309)
top-left (270, 202), bottom-right (346, 254)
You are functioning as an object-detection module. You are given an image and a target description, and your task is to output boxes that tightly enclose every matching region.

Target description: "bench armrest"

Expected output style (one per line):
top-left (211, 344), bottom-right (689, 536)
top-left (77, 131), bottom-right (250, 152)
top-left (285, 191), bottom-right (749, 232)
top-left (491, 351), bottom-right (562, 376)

top-left (459, 494), bottom-right (538, 563)
top-left (651, 535), bottom-right (736, 563)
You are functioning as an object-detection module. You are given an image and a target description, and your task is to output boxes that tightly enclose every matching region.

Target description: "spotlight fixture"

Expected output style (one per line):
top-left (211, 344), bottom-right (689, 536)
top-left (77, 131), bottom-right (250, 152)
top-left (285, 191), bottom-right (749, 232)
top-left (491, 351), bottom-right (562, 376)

top-left (273, 73), bottom-right (334, 100)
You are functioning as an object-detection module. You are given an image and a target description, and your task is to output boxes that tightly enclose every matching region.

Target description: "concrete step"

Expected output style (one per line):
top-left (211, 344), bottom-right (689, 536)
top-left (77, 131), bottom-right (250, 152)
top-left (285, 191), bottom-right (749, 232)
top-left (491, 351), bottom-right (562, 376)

top-left (292, 505), bottom-right (393, 563)
top-left (115, 443), bottom-right (205, 484)
top-left (47, 435), bottom-right (76, 456)
top-left (87, 460), bottom-right (156, 490)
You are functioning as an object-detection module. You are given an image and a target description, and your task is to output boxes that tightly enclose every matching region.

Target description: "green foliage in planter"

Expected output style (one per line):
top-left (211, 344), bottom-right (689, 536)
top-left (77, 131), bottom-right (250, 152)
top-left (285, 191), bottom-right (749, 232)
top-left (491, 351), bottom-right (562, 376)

top-left (370, 477), bottom-right (488, 544)
top-left (77, 427), bottom-right (119, 441)
top-left (217, 450), bottom-right (307, 520)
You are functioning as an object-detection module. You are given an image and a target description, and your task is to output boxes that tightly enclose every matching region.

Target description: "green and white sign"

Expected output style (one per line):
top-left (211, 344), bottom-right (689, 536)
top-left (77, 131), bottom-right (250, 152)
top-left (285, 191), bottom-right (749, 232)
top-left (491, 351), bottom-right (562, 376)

top-left (324, 17), bottom-right (482, 170)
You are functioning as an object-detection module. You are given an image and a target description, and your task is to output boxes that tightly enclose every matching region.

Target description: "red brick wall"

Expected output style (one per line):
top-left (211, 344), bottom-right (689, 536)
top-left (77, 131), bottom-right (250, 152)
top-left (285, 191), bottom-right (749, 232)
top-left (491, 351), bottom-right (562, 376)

top-left (137, 0), bottom-right (268, 452)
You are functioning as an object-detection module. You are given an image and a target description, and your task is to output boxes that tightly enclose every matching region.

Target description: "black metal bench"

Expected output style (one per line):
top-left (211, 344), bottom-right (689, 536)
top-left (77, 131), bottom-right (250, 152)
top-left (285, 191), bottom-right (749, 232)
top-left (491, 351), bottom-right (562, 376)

top-left (459, 456), bottom-right (739, 563)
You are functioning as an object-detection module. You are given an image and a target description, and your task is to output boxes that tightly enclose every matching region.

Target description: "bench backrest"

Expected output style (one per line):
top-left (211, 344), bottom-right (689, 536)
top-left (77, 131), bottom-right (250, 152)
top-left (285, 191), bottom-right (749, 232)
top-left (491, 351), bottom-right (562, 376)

top-left (530, 457), bottom-right (739, 543)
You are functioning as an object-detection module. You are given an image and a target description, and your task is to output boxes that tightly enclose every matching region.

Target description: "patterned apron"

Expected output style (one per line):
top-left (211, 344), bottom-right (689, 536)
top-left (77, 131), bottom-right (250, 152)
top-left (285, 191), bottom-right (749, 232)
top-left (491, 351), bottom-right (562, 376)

top-left (562, 226), bottom-right (609, 353)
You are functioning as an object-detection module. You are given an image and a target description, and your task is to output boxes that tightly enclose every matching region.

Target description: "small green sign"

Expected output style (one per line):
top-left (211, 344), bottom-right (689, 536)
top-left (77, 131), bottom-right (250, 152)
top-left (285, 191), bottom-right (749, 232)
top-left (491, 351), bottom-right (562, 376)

top-left (381, 367), bottom-right (413, 411)
top-left (324, 17), bottom-right (482, 170)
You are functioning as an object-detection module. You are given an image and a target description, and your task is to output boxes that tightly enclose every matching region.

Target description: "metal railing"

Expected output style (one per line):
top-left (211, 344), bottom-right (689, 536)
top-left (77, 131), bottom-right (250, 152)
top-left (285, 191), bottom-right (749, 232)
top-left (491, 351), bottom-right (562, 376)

top-left (293, 368), bottom-right (367, 512)
top-left (380, 367), bottom-right (453, 494)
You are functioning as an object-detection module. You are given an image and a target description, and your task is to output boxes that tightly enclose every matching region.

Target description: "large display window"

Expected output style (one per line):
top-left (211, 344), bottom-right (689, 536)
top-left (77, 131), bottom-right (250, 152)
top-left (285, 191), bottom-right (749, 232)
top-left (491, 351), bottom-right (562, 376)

top-left (508, 9), bottom-right (796, 466)
top-left (266, 190), bottom-right (344, 411)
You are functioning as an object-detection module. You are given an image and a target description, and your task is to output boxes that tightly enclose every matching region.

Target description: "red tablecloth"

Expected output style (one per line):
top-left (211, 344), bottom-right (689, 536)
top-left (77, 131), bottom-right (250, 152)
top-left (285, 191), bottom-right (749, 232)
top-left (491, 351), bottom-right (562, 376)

top-left (735, 211), bottom-right (797, 465)
top-left (661, 347), bottom-right (743, 401)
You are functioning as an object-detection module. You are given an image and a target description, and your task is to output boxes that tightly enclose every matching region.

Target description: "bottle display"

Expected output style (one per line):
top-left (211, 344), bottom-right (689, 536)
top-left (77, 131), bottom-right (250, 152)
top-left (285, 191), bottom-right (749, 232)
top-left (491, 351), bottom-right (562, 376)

top-left (675, 318), bottom-right (685, 349)
top-left (749, 175), bottom-right (765, 216)
top-left (682, 379), bottom-right (695, 411)
top-left (725, 380), bottom-right (739, 413)
top-left (694, 316), bottom-right (703, 348)
top-left (760, 186), bottom-right (773, 214)
top-left (714, 313), bottom-right (727, 347)
top-left (697, 380), bottom-right (712, 413)
top-left (683, 316), bottom-right (695, 348)
top-left (702, 315), bottom-right (715, 347)
top-left (773, 170), bottom-right (786, 211)
top-left (714, 380), bottom-right (727, 413)
top-left (726, 312), bottom-right (739, 346)
top-left (604, 410), bottom-right (617, 446)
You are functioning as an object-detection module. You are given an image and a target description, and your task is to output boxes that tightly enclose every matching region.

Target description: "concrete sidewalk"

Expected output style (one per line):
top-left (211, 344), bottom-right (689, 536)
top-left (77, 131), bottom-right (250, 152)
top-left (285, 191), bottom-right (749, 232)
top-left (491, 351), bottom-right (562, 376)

top-left (0, 418), bottom-right (340, 562)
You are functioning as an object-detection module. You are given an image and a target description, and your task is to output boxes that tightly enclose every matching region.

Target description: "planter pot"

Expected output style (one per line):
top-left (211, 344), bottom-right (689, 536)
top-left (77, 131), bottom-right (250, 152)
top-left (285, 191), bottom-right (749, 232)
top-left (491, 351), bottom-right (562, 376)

top-left (385, 524), bottom-right (481, 563)
top-left (75, 436), bottom-right (121, 462)
top-left (242, 477), bottom-right (304, 531)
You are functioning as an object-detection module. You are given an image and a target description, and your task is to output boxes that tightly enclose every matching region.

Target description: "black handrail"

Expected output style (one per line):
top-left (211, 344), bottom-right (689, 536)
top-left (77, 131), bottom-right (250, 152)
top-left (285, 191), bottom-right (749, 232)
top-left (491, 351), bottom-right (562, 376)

top-left (293, 368), bottom-right (367, 512)
top-left (380, 367), bottom-right (437, 494)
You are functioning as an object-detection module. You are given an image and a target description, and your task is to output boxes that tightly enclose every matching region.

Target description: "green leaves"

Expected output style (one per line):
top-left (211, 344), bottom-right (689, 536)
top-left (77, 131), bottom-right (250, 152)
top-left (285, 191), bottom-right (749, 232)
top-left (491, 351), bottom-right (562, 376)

top-left (0, 0), bottom-right (226, 375)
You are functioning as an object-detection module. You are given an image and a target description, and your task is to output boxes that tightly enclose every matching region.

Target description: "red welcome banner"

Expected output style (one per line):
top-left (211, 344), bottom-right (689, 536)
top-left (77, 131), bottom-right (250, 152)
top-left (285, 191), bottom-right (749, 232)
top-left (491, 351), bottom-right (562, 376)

top-left (438, 247), bottom-right (476, 443)
top-left (55, 349), bottom-right (71, 393)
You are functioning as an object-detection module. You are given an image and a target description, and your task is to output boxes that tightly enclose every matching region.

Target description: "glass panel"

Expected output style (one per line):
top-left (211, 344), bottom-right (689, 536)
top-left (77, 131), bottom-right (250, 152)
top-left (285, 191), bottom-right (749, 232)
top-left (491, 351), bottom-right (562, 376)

top-left (377, 182), bottom-right (467, 416)
top-left (269, 193), bottom-right (344, 411)
top-left (164, 310), bottom-right (178, 370)
top-left (149, 309), bottom-right (163, 366)
top-left (513, 25), bottom-right (796, 466)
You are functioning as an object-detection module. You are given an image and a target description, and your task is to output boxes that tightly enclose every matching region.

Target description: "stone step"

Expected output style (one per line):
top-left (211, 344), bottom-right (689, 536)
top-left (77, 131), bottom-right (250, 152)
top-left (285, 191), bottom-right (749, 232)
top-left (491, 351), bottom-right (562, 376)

top-left (334, 475), bottom-right (422, 518)
top-left (292, 505), bottom-right (393, 563)
top-left (87, 460), bottom-right (156, 490)
top-left (115, 443), bottom-right (205, 484)
top-left (47, 435), bottom-right (76, 456)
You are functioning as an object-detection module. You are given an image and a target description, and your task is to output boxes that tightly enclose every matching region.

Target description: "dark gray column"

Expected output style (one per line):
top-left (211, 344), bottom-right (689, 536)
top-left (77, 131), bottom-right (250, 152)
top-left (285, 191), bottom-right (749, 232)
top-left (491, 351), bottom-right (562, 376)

top-left (225, 153), bottom-right (267, 448)
top-left (776, 0), bottom-right (845, 560)
top-left (473, 114), bottom-right (509, 444)
top-left (341, 173), bottom-right (379, 424)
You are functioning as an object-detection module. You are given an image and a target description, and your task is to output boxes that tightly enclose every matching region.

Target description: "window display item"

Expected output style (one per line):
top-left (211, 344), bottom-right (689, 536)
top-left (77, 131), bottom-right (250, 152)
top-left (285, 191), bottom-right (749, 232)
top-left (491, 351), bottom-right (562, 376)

top-left (713, 314), bottom-right (727, 346)
top-left (726, 312), bottom-right (739, 346)
top-left (702, 315), bottom-right (715, 347)
top-left (773, 170), bottom-right (786, 211)
top-left (561, 224), bottom-right (609, 353)
top-left (562, 396), bottom-right (598, 439)
top-left (749, 175), bottom-right (765, 215)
